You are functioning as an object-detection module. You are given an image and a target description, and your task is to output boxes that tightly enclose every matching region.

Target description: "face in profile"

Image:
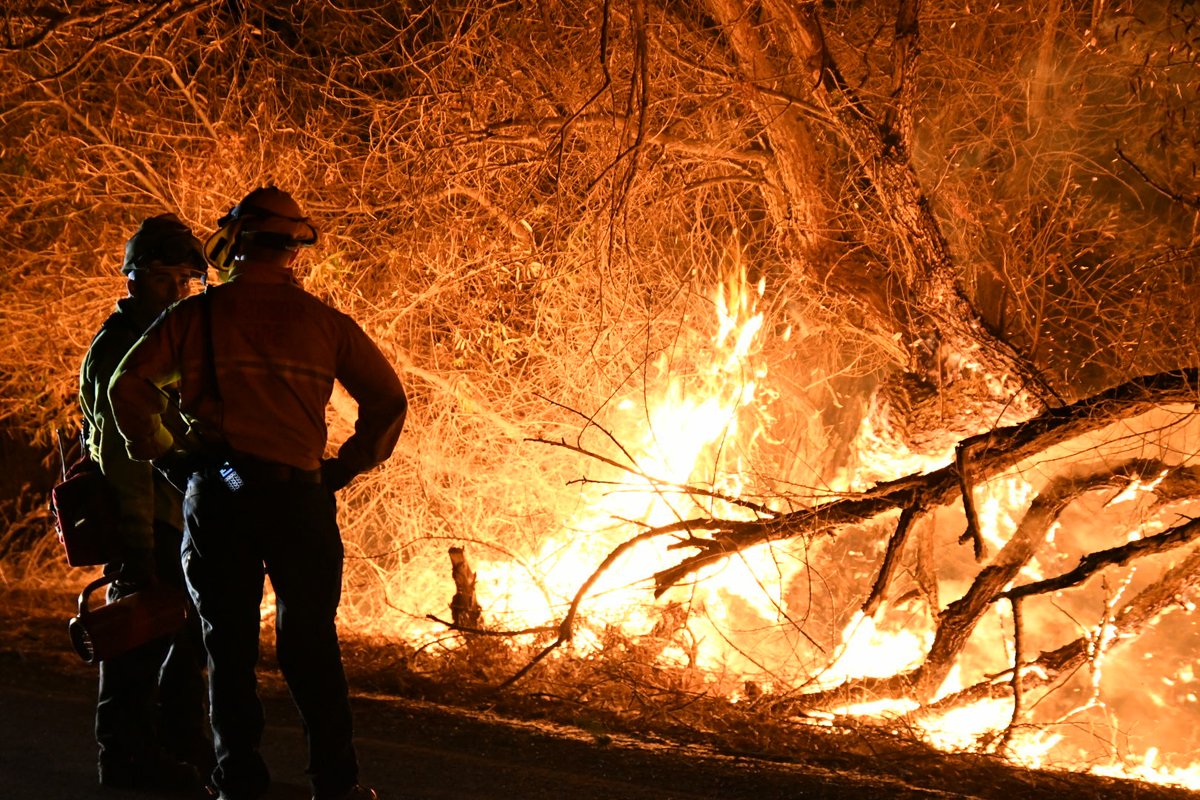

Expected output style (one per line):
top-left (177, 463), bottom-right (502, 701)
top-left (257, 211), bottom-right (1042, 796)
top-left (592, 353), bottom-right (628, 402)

top-left (131, 266), bottom-right (203, 314)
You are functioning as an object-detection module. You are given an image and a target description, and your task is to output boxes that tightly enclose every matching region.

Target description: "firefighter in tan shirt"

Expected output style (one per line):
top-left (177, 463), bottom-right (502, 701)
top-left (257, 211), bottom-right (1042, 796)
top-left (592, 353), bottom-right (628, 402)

top-left (110, 187), bottom-right (405, 800)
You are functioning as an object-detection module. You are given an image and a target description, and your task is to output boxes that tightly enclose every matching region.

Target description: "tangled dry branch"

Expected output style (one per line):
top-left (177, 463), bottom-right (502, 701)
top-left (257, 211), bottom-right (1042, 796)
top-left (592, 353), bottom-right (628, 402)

top-left (649, 370), bottom-right (1200, 594)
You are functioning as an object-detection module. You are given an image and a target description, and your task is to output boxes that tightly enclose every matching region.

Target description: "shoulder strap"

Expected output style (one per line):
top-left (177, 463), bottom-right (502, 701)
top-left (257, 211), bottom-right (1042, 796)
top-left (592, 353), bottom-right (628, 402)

top-left (196, 289), bottom-right (228, 448)
top-left (201, 290), bottom-right (222, 406)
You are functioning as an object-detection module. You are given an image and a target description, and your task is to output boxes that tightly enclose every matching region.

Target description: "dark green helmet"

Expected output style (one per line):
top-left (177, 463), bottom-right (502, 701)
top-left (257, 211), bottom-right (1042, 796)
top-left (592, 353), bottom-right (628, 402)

top-left (122, 214), bottom-right (206, 275)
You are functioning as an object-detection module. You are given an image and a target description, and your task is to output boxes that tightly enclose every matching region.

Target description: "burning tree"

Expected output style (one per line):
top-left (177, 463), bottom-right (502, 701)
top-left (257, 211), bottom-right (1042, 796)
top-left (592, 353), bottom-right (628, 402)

top-left (2, 0), bottom-right (1200, 788)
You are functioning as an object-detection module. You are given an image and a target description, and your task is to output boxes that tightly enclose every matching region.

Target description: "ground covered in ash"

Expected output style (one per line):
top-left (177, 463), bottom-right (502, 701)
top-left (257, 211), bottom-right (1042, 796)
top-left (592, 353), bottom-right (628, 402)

top-left (2, 587), bottom-right (1196, 800)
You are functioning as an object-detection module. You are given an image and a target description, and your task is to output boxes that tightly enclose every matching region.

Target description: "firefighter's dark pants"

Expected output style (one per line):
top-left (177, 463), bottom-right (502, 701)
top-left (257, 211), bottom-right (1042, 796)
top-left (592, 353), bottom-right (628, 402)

top-left (181, 465), bottom-right (358, 799)
top-left (96, 520), bottom-right (209, 767)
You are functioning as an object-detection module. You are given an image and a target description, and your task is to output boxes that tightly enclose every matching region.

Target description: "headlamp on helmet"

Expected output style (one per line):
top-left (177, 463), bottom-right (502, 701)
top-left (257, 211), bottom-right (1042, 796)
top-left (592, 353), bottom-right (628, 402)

top-left (203, 186), bottom-right (318, 279)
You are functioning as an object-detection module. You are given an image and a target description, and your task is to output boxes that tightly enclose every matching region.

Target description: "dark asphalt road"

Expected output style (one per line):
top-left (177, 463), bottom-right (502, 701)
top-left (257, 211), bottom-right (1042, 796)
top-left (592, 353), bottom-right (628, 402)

top-left (6, 591), bottom-right (1193, 800)
top-left (0, 645), bottom-right (958, 800)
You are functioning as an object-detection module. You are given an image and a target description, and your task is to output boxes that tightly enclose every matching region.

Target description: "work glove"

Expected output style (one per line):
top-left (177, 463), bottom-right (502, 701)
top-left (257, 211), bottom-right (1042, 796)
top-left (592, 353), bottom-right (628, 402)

top-left (320, 457), bottom-right (354, 493)
top-left (153, 448), bottom-right (202, 494)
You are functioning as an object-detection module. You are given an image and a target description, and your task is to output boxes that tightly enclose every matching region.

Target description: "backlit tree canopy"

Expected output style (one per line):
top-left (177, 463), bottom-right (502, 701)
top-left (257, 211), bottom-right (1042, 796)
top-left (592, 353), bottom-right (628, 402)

top-left (3, 0), bottom-right (1200, 786)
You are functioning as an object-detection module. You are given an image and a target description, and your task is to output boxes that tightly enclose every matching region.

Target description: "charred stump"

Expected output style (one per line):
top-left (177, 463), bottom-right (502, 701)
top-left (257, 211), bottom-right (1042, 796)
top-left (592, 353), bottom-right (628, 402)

top-left (448, 546), bottom-right (482, 629)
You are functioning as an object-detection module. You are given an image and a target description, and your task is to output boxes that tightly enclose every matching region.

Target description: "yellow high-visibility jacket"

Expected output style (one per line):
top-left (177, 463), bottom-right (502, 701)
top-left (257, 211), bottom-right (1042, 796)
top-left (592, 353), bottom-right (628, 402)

top-left (80, 298), bottom-right (184, 552)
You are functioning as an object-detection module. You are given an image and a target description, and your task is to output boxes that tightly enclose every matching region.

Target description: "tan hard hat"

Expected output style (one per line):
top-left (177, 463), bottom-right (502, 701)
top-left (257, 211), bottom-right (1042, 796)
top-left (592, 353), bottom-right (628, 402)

top-left (204, 186), bottom-right (318, 271)
top-left (234, 186), bottom-right (312, 243)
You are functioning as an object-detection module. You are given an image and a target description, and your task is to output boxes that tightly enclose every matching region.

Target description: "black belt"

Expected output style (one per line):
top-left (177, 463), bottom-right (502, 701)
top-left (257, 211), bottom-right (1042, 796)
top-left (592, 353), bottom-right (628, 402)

top-left (224, 458), bottom-right (322, 485)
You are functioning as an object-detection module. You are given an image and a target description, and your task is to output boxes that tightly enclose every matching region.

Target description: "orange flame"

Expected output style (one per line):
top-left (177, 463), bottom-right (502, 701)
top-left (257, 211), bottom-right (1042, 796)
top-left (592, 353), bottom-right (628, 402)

top-left (391, 270), bottom-right (1200, 791)
top-left (470, 269), bottom-right (776, 665)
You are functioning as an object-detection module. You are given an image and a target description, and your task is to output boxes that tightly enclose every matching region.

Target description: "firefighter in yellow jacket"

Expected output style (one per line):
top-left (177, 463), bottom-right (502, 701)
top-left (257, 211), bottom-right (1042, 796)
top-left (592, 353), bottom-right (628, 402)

top-left (79, 214), bottom-right (210, 791)
top-left (110, 187), bottom-right (406, 800)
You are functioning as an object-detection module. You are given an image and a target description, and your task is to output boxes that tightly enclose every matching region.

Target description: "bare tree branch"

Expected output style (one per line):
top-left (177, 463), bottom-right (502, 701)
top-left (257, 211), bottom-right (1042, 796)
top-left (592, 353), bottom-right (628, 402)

top-left (1001, 515), bottom-right (1200, 601)
top-left (1115, 142), bottom-right (1200, 210)
top-left (956, 440), bottom-right (986, 560)
top-left (862, 501), bottom-right (922, 616)
top-left (923, 542), bottom-right (1200, 716)
top-left (652, 369), bottom-right (1200, 595)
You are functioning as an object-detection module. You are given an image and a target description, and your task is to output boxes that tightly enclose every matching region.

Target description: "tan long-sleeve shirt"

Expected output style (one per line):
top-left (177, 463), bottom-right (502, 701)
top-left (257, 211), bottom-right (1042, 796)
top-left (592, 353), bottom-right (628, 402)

top-left (110, 266), bottom-right (407, 475)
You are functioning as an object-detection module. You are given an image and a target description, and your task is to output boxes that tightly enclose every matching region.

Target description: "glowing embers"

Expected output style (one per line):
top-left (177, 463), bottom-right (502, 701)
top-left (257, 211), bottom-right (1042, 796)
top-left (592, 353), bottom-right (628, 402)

top-left (1093, 750), bottom-right (1200, 792)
